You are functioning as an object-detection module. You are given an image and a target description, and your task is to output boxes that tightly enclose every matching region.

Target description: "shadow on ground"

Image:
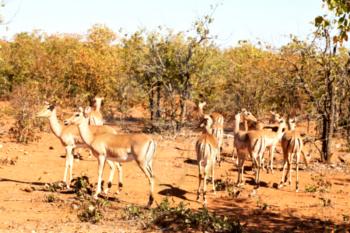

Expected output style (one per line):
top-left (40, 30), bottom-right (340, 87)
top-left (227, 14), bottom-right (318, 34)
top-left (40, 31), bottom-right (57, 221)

top-left (209, 197), bottom-right (350, 232)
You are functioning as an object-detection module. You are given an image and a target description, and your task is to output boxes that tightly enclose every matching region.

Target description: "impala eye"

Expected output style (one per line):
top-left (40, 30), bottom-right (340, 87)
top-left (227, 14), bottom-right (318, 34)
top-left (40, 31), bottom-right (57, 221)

top-left (75, 113), bottom-right (80, 117)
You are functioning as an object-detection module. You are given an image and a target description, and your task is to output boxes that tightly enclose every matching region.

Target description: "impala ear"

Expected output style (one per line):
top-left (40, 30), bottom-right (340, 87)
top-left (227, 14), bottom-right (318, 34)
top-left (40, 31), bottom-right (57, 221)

top-left (48, 103), bottom-right (56, 111)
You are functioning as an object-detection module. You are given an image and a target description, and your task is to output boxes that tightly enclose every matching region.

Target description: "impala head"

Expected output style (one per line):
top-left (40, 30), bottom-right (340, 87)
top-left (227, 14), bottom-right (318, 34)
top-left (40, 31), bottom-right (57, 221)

top-left (36, 102), bottom-right (56, 118)
top-left (234, 112), bottom-right (241, 122)
top-left (278, 118), bottom-right (287, 132)
top-left (200, 114), bottom-right (213, 132)
top-left (93, 96), bottom-right (104, 107)
top-left (270, 111), bottom-right (282, 123)
top-left (287, 116), bottom-right (297, 130)
top-left (84, 106), bottom-right (92, 115)
top-left (64, 107), bottom-right (86, 125)
top-left (241, 109), bottom-right (257, 122)
top-left (198, 101), bottom-right (207, 113)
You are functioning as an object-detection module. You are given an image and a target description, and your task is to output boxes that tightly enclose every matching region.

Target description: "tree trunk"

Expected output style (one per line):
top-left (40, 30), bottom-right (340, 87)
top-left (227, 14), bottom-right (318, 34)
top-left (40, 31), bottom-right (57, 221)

top-left (149, 88), bottom-right (155, 121)
top-left (179, 73), bottom-right (191, 127)
top-left (156, 81), bottom-right (161, 119)
top-left (321, 76), bottom-right (335, 163)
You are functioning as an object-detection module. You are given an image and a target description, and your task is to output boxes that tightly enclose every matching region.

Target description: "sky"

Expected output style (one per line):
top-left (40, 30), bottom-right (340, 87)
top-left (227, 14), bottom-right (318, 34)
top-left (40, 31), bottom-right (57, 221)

top-left (0, 0), bottom-right (329, 48)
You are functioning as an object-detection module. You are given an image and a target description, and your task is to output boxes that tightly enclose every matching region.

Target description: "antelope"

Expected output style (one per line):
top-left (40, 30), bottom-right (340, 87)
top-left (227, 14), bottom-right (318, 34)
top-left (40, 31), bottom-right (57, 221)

top-left (198, 101), bottom-right (224, 165)
top-left (36, 104), bottom-right (122, 193)
top-left (68, 109), bottom-right (156, 207)
top-left (86, 96), bottom-right (104, 125)
top-left (196, 114), bottom-right (218, 205)
top-left (250, 117), bottom-right (287, 174)
top-left (64, 107), bottom-right (124, 194)
top-left (232, 110), bottom-right (257, 161)
top-left (279, 116), bottom-right (311, 192)
top-left (241, 108), bottom-right (259, 131)
top-left (234, 112), bottom-right (266, 187)
top-left (79, 97), bottom-right (104, 159)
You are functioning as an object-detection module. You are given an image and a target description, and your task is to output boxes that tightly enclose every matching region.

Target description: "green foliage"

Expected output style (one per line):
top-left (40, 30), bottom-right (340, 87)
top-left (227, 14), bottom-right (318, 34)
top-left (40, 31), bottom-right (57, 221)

top-left (305, 174), bottom-right (332, 193)
top-left (122, 198), bottom-right (242, 232)
top-left (305, 184), bottom-right (318, 193)
top-left (71, 176), bottom-right (94, 198)
top-left (123, 204), bottom-right (145, 220)
top-left (320, 0), bottom-right (350, 43)
top-left (77, 200), bottom-right (104, 224)
top-left (311, 174), bottom-right (332, 193)
top-left (44, 194), bottom-right (57, 203)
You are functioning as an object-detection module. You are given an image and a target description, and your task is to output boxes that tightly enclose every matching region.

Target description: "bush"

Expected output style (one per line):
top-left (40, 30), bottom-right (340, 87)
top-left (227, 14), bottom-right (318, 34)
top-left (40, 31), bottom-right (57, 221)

top-left (78, 201), bottom-right (104, 224)
top-left (44, 194), bottom-right (58, 203)
top-left (8, 83), bottom-right (43, 143)
top-left (123, 198), bottom-right (243, 232)
top-left (71, 176), bottom-right (94, 198)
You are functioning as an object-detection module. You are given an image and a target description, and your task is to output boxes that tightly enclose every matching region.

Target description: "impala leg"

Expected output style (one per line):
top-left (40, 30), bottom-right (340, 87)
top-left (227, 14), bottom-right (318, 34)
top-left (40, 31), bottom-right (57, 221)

top-left (236, 153), bottom-right (245, 186)
top-left (279, 158), bottom-right (288, 188)
top-left (203, 170), bottom-right (208, 206)
top-left (136, 161), bottom-right (154, 208)
top-left (197, 164), bottom-right (202, 202)
top-left (94, 155), bottom-right (106, 199)
top-left (68, 146), bottom-right (74, 187)
top-left (115, 162), bottom-right (123, 193)
top-left (269, 146), bottom-right (275, 174)
top-left (63, 145), bottom-right (74, 188)
top-left (211, 162), bottom-right (216, 194)
top-left (295, 151), bottom-right (300, 192)
top-left (104, 160), bottom-right (116, 195)
top-left (287, 155), bottom-right (292, 188)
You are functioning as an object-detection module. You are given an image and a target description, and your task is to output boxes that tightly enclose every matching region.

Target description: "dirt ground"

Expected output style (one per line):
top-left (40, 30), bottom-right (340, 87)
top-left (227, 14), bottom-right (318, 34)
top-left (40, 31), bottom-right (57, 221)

top-left (0, 102), bottom-right (350, 232)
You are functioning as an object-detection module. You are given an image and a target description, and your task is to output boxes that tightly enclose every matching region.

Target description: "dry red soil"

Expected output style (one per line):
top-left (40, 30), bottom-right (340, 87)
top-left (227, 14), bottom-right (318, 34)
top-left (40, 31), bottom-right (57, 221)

top-left (0, 102), bottom-right (349, 232)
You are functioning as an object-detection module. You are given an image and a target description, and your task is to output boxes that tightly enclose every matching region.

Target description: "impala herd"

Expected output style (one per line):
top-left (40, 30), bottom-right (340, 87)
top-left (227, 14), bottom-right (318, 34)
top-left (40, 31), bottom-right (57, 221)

top-left (36, 98), bottom-right (311, 207)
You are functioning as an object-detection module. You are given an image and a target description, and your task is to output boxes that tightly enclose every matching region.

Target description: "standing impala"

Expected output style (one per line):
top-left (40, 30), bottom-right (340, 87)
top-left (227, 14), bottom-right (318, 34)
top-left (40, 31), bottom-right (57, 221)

top-left (196, 114), bottom-right (218, 206)
top-left (233, 112), bottom-right (266, 187)
top-left (198, 101), bottom-right (224, 164)
top-left (86, 96), bottom-right (104, 125)
top-left (64, 107), bottom-right (123, 194)
top-left (36, 103), bottom-right (122, 193)
top-left (279, 116), bottom-right (311, 192)
top-left (69, 109), bottom-right (156, 207)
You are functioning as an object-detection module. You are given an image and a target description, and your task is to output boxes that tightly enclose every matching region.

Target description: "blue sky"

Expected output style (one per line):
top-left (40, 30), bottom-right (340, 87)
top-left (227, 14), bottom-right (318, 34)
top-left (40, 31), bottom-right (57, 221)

top-left (0, 0), bottom-right (328, 47)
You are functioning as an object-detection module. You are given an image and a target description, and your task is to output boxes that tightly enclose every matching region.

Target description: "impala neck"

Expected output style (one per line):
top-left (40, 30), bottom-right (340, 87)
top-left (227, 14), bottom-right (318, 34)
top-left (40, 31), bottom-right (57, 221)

top-left (203, 125), bottom-right (213, 135)
top-left (78, 117), bottom-right (94, 145)
top-left (276, 121), bottom-right (286, 140)
top-left (49, 108), bottom-right (62, 137)
top-left (244, 120), bottom-right (248, 132)
top-left (95, 98), bottom-right (102, 112)
top-left (288, 122), bottom-right (296, 131)
top-left (234, 113), bottom-right (241, 134)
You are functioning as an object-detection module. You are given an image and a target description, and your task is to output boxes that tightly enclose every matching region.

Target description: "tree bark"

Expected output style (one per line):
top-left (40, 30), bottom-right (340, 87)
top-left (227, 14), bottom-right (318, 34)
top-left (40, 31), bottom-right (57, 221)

top-left (156, 81), bottom-right (161, 119)
top-left (149, 87), bottom-right (155, 121)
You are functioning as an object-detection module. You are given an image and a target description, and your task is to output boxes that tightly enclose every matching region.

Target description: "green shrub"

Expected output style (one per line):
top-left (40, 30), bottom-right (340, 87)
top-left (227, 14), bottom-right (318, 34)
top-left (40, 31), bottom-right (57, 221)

top-left (122, 198), bottom-right (242, 232)
top-left (305, 184), bottom-right (318, 193)
top-left (78, 202), bottom-right (103, 224)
